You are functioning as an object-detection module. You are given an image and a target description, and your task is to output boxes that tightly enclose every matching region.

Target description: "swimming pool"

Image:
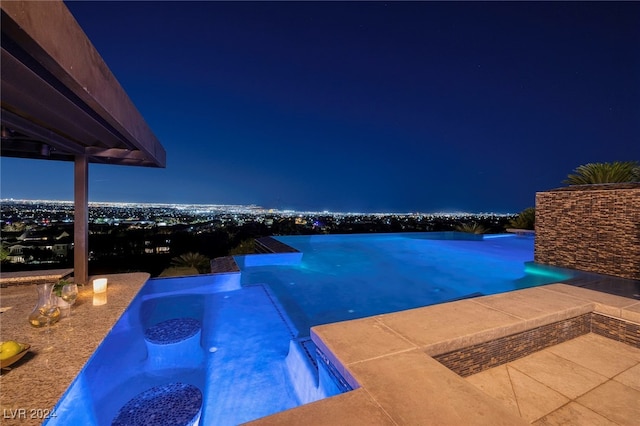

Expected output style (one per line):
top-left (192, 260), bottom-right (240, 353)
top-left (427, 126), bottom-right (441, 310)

top-left (48, 232), bottom-right (573, 425)
top-left (239, 232), bottom-right (569, 336)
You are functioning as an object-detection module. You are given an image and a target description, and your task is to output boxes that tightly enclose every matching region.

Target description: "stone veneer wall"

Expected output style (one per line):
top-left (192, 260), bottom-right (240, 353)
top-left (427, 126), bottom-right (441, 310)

top-left (534, 183), bottom-right (640, 280)
top-left (435, 313), bottom-right (640, 377)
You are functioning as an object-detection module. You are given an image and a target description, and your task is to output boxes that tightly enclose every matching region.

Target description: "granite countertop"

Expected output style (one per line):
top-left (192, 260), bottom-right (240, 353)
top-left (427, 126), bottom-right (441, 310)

top-left (0, 273), bottom-right (149, 425)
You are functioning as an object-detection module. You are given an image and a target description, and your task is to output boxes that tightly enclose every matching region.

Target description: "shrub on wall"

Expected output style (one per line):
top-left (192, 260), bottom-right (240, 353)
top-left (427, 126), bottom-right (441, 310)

top-left (563, 161), bottom-right (640, 185)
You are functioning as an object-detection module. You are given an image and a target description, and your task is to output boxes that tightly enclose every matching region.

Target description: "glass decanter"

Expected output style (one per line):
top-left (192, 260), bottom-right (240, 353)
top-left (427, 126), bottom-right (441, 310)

top-left (28, 283), bottom-right (61, 328)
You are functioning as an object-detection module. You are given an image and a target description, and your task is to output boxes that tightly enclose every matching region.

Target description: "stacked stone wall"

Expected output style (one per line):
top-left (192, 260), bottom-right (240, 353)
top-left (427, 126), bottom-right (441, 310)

top-left (534, 184), bottom-right (640, 280)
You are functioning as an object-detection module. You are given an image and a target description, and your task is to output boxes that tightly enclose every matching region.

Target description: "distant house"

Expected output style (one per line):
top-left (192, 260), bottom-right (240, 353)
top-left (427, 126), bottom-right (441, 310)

top-left (53, 240), bottom-right (72, 258)
top-left (19, 229), bottom-right (52, 242)
top-left (0, 230), bottom-right (22, 242)
top-left (7, 244), bottom-right (28, 263)
top-left (144, 238), bottom-right (171, 254)
top-left (6, 236), bottom-right (72, 263)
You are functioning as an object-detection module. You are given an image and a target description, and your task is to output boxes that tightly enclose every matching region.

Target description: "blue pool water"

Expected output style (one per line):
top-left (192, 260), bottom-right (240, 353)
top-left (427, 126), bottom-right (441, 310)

top-left (241, 232), bottom-right (566, 336)
top-left (48, 232), bottom-right (573, 425)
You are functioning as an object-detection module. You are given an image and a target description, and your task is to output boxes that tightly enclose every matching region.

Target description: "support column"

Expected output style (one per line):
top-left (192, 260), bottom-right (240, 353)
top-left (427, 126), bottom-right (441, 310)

top-left (74, 155), bottom-right (89, 285)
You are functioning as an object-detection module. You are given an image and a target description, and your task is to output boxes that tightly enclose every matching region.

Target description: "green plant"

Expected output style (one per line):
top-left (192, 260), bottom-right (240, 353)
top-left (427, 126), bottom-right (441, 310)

top-left (508, 207), bottom-right (535, 230)
top-left (0, 243), bottom-right (9, 262)
top-left (228, 239), bottom-right (255, 255)
top-left (563, 161), bottom-right (640, 185)
top-left (170, 252), bottom-right (210, 274)
top-left (53, 279), bottom-right (72, 297)
top-left (454, 222), bottom-right (488, 234)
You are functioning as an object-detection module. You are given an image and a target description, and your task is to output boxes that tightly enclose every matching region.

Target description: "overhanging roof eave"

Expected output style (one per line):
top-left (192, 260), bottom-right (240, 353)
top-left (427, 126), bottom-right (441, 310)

top-left (0, 0), bottom-right (166, 168)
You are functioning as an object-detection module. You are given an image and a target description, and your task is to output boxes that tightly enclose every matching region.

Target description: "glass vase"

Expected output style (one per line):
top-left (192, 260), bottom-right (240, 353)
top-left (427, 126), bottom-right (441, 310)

top-left (28, 283), bottom-right (61, 328)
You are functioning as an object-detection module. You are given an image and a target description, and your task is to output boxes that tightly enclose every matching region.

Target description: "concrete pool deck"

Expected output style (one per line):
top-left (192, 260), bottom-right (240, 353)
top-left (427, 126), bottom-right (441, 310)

top-left (249, 284), bottom-right (640, 425)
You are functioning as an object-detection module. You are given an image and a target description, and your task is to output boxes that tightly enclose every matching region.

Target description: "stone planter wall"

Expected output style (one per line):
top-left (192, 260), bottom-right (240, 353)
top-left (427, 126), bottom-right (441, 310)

top-left (534, 183), bottom-right (640, 280)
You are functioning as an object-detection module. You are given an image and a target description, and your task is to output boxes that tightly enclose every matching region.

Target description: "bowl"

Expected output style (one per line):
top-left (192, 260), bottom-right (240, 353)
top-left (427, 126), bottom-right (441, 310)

top-left (0, 343), bottom-right (30, 369)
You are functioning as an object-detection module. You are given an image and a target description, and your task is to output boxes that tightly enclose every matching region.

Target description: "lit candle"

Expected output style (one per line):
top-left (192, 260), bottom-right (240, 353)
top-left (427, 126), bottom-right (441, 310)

top-left (93, 278), bottom-right (108, 293)
top-left (93, 292), bottom-right (107, 306)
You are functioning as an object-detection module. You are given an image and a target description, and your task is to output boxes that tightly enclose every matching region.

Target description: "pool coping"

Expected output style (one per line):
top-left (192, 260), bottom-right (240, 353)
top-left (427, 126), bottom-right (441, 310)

top-left (246, 283), bottom-right (640, 425)
top-left (210, 256), bottom-right (240, 273)
top-left (255, 236), bottom-right (301, 254)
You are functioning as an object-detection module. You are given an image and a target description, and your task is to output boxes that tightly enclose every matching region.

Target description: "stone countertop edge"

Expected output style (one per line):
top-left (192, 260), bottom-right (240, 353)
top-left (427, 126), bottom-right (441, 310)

top-left (0, 269), bottom-right (74, 287)
top-left (0, 272), bottom-right (149, 426)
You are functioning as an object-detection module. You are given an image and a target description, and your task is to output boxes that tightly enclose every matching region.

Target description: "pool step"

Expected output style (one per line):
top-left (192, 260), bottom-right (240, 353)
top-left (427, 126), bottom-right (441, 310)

top-left (111, 382), bottom-right (202, 426)
top-left (144, 318), bottom-right (204, 369)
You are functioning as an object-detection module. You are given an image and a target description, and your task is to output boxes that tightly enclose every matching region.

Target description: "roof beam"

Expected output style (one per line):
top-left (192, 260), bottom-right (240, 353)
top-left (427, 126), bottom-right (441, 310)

top-left (1, 109), bottom-right (87, 156)
top-left (0, 1), bottom-right (166, 168)
top-left (84, 147), bottom-right (149, 161)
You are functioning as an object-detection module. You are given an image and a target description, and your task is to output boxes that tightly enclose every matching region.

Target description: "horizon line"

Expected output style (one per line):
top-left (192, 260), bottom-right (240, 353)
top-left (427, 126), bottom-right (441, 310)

top-left (1, 198), bottom-right (518, 216)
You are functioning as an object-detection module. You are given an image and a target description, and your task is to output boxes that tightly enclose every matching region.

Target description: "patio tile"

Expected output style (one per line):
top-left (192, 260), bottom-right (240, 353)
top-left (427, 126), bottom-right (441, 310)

top-left (576, 380), bottom-right (640, 426)
top-left (312, 316), bottom-right (416, 365)
top-left (465, 365), bottom-right (519, 416)
top-left (505, 366), bottom-right (569, 422)
top-left (533, 402), bottom-right (618, 426)
top-left (378, 299), bottom-right (521, 347)
top-left (509, 350), bottom-right (608, 399)
top-left (472, 287), bottom-right (590, 320)
top-left (542, 284), bottom-right (637, 309)
top-left (350, 350), bottom-right (527, 425)
top-left (547, 333), bottom-right (640, 378)
top-left (613, 363), bottom-right (640, 392)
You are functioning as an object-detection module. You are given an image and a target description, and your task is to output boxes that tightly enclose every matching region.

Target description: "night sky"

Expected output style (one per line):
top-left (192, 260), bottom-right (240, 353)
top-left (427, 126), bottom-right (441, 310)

top-left (1, 1), bottom-right (639, 213)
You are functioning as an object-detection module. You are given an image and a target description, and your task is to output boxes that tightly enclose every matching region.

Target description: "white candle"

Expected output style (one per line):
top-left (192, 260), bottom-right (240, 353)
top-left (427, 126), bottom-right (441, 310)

top-left (93, 292), bottom-right (107, 306)
top-left (93, 278), bottom-right (108, 293)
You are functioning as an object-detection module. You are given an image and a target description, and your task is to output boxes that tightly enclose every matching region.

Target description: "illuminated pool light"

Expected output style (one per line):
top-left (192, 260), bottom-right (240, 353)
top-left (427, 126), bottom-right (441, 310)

top-left (524, 262), bottom-right (574, 280)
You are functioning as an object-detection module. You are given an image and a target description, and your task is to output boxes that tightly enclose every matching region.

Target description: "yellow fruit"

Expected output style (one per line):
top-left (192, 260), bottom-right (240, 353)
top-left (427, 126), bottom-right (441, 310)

top-left (0, 340), bottom-right (23, 360)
